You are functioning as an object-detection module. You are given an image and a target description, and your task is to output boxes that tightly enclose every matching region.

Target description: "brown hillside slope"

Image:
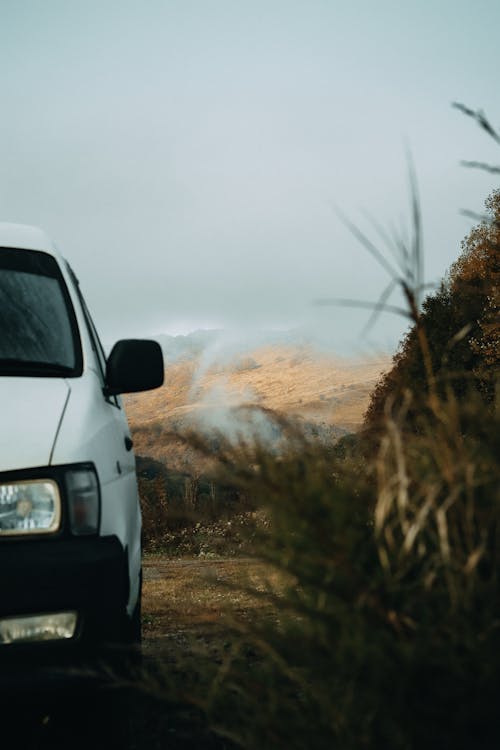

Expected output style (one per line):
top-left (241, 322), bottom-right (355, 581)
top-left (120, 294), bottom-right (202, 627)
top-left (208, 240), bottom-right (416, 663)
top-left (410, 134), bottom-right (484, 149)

top-left (124, 345), bottom-right (389, 468)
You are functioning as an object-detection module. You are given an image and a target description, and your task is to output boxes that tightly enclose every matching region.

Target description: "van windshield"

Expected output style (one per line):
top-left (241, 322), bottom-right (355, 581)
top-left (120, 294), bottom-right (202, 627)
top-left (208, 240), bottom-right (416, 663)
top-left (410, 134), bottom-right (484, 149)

top-left (0, 248), bottom-right (82, 377)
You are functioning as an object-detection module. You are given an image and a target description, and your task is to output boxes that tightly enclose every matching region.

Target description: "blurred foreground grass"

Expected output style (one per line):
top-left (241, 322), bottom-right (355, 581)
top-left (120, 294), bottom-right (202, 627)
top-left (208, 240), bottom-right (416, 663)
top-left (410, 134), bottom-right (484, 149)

top-left (135, 185), bottom-right (499, 749)
top-left (132, 114), bottom-right (499, 747)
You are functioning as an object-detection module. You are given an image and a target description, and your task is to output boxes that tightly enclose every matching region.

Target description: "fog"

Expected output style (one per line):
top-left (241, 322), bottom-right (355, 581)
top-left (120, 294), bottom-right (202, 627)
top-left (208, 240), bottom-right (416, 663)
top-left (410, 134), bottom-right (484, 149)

top-left (1, 1), bottom-right (498, 354)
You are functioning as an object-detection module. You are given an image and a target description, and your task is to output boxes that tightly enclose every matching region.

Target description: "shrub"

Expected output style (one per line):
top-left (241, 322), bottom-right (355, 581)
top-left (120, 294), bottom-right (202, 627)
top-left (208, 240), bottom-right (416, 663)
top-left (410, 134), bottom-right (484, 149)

top-left (197, 397), bottom-right (499, 749)
top-left (363, 188), bottom-right (499, 444)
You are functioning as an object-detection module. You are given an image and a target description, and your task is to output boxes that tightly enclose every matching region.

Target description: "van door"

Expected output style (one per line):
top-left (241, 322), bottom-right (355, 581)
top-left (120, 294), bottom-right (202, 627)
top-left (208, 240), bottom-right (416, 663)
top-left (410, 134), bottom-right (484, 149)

top-left (60, 268), bottom-right (141, 615)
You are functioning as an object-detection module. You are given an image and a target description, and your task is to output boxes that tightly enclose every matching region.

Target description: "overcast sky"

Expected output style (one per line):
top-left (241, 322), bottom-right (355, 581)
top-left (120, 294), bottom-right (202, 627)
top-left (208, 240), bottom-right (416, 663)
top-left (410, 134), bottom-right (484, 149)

top-left (0, 1), bottom-right (498, 353)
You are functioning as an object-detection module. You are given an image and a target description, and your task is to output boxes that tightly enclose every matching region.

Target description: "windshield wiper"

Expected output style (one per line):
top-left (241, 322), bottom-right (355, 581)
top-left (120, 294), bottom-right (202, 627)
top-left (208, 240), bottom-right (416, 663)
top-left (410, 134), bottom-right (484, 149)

top-left (0, 359), bottom-right (74, 377)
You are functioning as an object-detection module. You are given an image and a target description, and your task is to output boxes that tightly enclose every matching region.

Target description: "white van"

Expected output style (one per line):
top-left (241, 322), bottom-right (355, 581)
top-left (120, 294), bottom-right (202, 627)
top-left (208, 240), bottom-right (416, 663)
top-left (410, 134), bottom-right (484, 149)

top-left (0, 223), bottom-right (163, 652)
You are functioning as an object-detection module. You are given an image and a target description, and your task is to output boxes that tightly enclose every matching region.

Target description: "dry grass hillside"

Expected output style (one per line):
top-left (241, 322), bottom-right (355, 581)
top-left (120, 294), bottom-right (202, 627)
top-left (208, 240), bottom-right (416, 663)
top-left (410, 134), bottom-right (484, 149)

top-left (124, 344), bottom-right (390, 470)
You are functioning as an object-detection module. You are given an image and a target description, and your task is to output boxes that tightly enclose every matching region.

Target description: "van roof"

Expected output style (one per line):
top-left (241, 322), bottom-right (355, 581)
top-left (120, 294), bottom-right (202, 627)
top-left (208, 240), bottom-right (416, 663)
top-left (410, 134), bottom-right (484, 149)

top-left (0, 223), bottom-right (58, 256)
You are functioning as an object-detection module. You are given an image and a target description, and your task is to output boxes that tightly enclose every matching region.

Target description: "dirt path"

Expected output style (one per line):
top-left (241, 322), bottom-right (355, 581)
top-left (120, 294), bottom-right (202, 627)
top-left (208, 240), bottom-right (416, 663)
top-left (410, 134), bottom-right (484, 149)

top-left (142, 555), bottom-right (277, 651)
top-left (132, 555), bottom-right (277, 748)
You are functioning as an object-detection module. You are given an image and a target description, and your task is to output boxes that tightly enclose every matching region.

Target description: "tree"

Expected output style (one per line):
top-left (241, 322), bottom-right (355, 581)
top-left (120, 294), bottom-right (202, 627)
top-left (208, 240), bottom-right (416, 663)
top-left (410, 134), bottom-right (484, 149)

top-left (363, 188), bottom-right (500, 438)
top-left (449, 189), bottom-right (500, 397)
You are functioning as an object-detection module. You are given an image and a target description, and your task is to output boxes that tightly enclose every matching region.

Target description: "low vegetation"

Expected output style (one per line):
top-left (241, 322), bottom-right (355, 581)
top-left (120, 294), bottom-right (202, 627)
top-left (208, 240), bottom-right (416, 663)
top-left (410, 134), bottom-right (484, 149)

top-left (187, 186), bottom-right (497, 750)
top-left (132, 110), bottom-right (499, 749)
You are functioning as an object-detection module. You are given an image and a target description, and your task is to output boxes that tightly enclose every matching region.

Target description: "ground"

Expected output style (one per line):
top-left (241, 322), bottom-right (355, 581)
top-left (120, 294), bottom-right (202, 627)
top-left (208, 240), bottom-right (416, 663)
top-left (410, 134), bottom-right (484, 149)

top-left (5, 555), bottom-right (272, 750)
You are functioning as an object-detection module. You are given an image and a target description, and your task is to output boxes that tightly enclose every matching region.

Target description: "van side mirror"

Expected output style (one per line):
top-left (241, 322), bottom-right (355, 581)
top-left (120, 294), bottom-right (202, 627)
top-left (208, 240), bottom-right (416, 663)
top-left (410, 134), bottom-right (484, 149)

top-left (104, 339), bottom-right (164, 396)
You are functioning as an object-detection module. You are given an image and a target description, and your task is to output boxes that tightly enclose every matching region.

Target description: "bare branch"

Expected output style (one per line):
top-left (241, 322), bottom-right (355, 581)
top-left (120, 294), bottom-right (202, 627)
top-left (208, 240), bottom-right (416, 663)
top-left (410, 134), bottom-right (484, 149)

top-left (406, 152), bottom-right (424, 309)
top-left (360, 209), bottom-right (409, 278)
top-left (460, 160), bottom-right (500, 174)
top-left (361, 278), bottom-right (399, 335)
top-left (460, 209), bottom-right (490, 223)
top-left (388, 220), bottom-right (411, 270)
top-left (314, 296), bottom-right (411, 319)
top-left (452, 102), bottom-right (500, 145)
top-left (332, 204), bottom-right (400, 280)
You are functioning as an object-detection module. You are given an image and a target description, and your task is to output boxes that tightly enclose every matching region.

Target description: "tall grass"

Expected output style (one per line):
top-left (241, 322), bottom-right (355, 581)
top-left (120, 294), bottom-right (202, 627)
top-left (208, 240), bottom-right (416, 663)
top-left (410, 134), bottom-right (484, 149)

top-left (139, 107), bottom-right (499, 748)
top-left (189, 394), bottom-right (498, 749)
top-left (197, 123), bottom-right (499, 748)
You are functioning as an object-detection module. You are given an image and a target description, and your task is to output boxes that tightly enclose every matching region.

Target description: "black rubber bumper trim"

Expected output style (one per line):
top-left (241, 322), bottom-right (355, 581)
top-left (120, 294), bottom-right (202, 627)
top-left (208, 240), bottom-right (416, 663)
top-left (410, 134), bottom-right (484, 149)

top-left (0, 535), bottom-right (127, 643)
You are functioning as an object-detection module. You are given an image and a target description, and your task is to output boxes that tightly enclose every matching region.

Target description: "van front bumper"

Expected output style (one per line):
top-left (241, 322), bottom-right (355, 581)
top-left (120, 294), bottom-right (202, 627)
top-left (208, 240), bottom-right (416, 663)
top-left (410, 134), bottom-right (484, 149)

top-left (0, 535), bottom-right (133, 692)
top-left (0, 535), bottom-right (128, 646)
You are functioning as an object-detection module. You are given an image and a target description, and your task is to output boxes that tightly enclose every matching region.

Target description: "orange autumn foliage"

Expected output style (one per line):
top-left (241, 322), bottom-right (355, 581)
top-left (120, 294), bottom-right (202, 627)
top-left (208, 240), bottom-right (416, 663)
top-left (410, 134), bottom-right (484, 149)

top-left (449, 189), bottom-right (500, 383)
top-left (364, 189), bottom-right (499, 439)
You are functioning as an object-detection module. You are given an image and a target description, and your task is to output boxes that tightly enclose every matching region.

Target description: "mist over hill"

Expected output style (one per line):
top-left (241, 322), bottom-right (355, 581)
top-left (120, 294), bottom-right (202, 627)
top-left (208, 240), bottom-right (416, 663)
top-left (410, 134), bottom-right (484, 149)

top-left (153, 326), bottom-right (387, 363)
top-left (124, 329), bottom-right (390, 472)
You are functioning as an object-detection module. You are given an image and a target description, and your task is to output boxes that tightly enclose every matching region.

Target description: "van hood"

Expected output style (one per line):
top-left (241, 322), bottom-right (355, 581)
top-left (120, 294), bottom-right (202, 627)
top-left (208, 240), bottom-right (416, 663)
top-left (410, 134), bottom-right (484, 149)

top-left (0, 378), bottom-right (70, 473)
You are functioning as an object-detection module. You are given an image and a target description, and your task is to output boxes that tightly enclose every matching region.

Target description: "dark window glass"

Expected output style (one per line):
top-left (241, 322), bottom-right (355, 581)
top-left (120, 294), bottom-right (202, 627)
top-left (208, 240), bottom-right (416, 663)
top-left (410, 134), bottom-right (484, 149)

top-left (0, 248), bottom-right (82, 377)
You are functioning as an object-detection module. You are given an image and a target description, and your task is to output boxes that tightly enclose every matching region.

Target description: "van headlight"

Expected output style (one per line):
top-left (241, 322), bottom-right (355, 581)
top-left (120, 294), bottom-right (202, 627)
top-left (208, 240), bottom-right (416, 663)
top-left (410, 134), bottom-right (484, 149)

top-left (0, 464), bottom-right (100, 537)
top-left (0, 480), bottom-right (61, 535)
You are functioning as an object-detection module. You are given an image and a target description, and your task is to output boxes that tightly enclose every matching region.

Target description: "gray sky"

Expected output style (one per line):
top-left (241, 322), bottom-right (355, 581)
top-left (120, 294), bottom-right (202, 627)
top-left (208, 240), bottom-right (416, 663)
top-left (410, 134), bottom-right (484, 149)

top-left (1, 1), bottom-right (498, 353)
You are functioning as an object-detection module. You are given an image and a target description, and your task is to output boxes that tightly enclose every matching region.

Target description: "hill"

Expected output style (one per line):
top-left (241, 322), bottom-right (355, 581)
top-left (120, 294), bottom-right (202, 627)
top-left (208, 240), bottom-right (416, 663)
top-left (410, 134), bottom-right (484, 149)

top-left (124, 333), bottom-right (389, 471)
